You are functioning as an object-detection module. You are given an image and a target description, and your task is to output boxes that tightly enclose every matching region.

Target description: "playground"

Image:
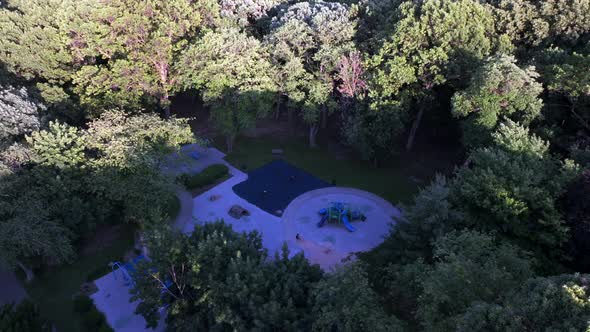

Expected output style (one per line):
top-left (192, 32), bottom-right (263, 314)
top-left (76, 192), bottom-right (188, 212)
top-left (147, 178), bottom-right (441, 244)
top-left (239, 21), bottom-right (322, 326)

top-left (233, 160), bottom-right (331, 215)
top-left (91, 146), bottom-right (401, 331)
top-left (282, 187), bottom-right (400, 269)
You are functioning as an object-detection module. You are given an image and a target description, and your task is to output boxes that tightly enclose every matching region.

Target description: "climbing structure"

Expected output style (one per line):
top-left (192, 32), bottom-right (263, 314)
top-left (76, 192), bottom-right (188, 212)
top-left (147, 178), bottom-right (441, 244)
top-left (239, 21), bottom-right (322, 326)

top-left (317, 202), bottom-right (366, 232)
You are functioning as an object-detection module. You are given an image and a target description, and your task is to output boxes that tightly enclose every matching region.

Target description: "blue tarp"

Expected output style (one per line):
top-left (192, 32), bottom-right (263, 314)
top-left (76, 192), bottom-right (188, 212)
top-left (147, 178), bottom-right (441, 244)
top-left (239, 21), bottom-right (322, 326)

top-left (232, 160), bottom-right (331, 215)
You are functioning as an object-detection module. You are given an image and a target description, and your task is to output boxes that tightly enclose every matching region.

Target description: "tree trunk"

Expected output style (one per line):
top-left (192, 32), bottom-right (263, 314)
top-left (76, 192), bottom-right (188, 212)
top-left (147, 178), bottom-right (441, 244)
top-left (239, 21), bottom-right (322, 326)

top-left (406, 103), bottom-right (425, 151)
top-left (275, 94), bottom-right (282, 120)
top-left (288, 108), bottom-right (294, 125)
top-left (570, 104), bottom-right (590, 131)
top-left (17, 260), bottom-right (34, 283)
top-left (226, 135), bottom-right (235, 153)
top-left (320, 105), bottom-right (328, 129)
top-left (309, 124), bottom-right (319, 148)
top-left (161, 94), bottom-right (170, 119)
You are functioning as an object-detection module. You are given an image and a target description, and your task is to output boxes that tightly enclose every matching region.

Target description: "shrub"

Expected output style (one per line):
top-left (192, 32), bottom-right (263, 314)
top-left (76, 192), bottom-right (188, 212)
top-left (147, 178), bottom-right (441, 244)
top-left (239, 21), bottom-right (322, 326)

top-left (98, 324), bottom-right (114, 332)
top-left (86, 267), bottom-right (109, 282)
top-left (82, 308), bottom-right (105, 331)
top-left (73, 295), bottom-right (93, 313)
top-left (74, 296), bottom-right (112, 332)
top-left (0, 300), bottom-right (51, 332)
top-left (177, 164), bottom-right (229, 190)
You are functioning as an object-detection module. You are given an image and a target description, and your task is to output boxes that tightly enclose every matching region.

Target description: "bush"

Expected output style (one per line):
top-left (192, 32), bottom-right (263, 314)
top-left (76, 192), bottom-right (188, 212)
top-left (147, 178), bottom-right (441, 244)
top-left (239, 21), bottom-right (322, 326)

top-left (81, 307), bottom-right (107, 331)
top-left (0, 300), bottom-right (51, 332)
top-left (73, 295), bottom-right (93, 314)
top-left (73, 295), bottom-right (112, 332)
top-left (177, 164), bottom-right (229, 190)
top-left (86, 266), bottom-right (109, 282)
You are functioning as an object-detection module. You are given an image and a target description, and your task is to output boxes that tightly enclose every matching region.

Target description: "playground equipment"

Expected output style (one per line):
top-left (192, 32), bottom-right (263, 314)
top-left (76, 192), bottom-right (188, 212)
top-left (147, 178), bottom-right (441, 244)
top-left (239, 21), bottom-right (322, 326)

top-left (110, 255), bottom-right (146, 287)
top-left (110, 255), bottom-right (172, 291)
top-left (317, 202), bottom-right (366, 232)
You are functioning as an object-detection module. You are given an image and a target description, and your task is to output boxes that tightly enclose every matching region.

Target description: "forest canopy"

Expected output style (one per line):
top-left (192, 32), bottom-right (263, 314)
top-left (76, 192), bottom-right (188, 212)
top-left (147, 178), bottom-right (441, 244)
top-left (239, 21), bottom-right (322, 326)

top-left (1, 0), bottom-right (589, 330)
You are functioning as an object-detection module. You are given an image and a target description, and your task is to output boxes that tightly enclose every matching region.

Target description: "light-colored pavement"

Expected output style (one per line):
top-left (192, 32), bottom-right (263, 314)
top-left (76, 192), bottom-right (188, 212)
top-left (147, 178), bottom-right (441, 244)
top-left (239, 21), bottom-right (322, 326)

top-left (91, 271), bottom-right (166, 332)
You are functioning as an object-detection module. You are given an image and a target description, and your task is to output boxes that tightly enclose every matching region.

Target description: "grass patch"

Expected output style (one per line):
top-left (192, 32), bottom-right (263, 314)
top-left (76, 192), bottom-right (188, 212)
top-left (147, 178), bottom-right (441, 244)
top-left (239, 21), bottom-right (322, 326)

top-left (176, 164), bottom-right (229, 190)
top-left (222, 137), bottom-right (427, 204)
top-left (24, 224), bottom-right (135, 332)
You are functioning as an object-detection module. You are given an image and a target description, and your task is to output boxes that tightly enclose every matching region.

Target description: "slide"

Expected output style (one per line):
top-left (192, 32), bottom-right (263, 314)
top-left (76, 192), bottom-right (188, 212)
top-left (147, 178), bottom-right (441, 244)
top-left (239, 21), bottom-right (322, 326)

top-left (341, 215), bottom-right (356, 232)
top-left (317, 215), bottom-right (328, 227)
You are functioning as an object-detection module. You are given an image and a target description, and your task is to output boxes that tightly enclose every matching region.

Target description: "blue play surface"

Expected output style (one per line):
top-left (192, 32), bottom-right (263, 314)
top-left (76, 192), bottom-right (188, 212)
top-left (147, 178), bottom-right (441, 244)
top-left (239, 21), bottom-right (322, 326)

top-left (233, 160), bottom-right (331, 215)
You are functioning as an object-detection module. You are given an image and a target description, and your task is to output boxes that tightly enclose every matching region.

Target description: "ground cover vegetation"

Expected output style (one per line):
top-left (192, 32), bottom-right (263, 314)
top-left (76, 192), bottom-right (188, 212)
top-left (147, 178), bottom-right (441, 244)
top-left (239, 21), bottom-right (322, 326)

top-left (1, 0), bottom-right (589, 330)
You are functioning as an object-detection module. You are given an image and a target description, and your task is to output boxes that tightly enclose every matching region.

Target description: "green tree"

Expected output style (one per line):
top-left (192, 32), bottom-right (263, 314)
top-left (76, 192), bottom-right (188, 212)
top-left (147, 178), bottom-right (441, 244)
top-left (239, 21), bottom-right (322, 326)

top-left (451, 120), bottom-right (579, 259)
top-left (0, 300), bottom-right (51, 332)
top-left (177, 28), bottom-right (275, 152)
top-left (342, 106), bottom-right (404, 164)
top-left (0, 0), bottom-right (73, 106)
top-left (458, 273), bottom-right (590, 332)
top-left (488, 0), bottom-right (590, 49)
top-left (26, 122), bottom-right (86, 169)
top-left (539, 47), bottom-right (590, 131)
top-left (452, 55), bottom-right (543, 148)
top-left (130, 222), bottom-right (266, 330)
top-left (266, 1), bottom-right (356, 147)
top-left (71, 0), bottom-right (219, 116)
top-left (0, 85), bottom-right (46, 145)
top-left (563, 170), bottom-right (590, 271)
top-left (416, 230), bottom-right (534, 331)
top-left (312, 262), bottom-right (405, 332)
top-left (370, 0), bottom-right (508, 150)
top-left (212, 245), bottom-right (323, 331)
top-left (0, 111), bottom-right (192, 275)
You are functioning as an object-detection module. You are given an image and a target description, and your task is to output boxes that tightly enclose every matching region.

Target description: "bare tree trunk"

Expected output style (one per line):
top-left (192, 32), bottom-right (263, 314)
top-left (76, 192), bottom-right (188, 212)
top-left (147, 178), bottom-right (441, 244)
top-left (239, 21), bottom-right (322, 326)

top-left (275, 94), bottom-right (282, 120)
top-left (17, 260), bottom-right (34, 282)
top-left (288, 108), bottom-right (294, 125)
top-left (320, 105), bottom-right (328, 129)
top-left (309, 124), bottom-right (319, 148)
top-left (226, 135), bottom-right (235, 153)
top-left (570, 104), bottom-right (590, 131)
top-left (406, 103), bottom-right (425, 151)
top-left (161, 94), bottom-right (170, 119)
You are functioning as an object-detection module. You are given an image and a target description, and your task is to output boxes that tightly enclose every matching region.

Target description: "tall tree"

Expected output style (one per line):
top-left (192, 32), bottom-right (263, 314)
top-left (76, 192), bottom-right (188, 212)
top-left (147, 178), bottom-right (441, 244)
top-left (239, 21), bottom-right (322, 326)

top-left (370, 0), bottom-right (507, 150)
top-left (71, 0), bottom-right (219, 116)
top-left (451, 55), bottom-right (543, 148)
top-left (451, 120), bottom-right (580, 259)
top-left (458, 273), bottom-right (590, 332)
top-left (0, 85), bottom-right (46, 145)
top-left (266, 1), bottom-right (356, 147)
top-left (415, 230), bottom-right (533, 331)
top-left (0, 0), bottom-right (73, 107)
top-left (312, 262), bottom-right (405, 332)
top-left (177, 28), bottom-right (275, 152)
top-left (562, 170), bottom-right (590, 272)
top-left (539, 47), bottom-right (590, 131)
top-left (487, 0), bottom-right (590, 49)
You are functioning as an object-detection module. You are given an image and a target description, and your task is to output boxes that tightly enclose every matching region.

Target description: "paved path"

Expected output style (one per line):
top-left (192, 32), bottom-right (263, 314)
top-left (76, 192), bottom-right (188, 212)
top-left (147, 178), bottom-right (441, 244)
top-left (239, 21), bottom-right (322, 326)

top-left (0, 268), bottom-right (27, 306)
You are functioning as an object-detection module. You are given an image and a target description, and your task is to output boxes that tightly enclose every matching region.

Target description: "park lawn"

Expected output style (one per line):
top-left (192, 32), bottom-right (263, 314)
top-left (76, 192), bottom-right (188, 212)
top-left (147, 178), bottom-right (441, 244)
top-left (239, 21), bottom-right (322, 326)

top-left (24, 224), bottom-right (136, 332)
top-left (222, 136), bottom-right (430, 204)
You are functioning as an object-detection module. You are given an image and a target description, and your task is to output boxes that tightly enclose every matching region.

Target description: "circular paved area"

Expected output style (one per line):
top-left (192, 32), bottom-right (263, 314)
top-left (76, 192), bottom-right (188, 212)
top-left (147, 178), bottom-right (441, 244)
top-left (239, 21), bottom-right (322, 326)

top-left (282, 187), bottom-right (401, 270)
